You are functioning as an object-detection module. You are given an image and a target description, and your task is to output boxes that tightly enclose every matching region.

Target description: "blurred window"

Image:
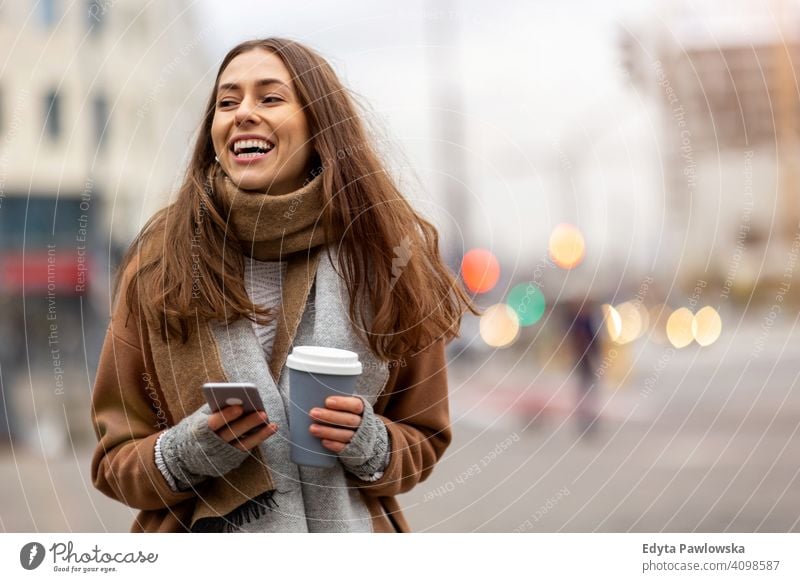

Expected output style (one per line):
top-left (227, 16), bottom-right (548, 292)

top-left (0, 197), bottom-right (84, 250)
top-left (93, 94), bottom-right (108, 152)
top-left (40, 0), bottom-right (56, 26)
top-left (87, 0), bottom-right (104, 34)
top-left (44, 90), bottom-right (61, 140)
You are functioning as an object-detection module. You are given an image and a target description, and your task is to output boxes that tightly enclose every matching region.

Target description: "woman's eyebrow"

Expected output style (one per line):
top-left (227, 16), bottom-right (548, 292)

top-left (218, 78), bottom-right (291, 92)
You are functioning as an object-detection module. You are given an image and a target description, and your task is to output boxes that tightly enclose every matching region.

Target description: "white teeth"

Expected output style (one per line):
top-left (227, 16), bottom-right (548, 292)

top-left (232, 138), bottom-right (274, 155)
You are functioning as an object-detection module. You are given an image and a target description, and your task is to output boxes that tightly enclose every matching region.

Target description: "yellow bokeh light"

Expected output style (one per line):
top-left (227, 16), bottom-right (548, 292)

top-left (615, 302), bottom-right (643, 344)
top-left (548, 223), bottom-right (586, 269)
top-left (479, 304), bottom-right (520, 348)
top-left (666, 307), bottom-right (695, 348)
top-left (692, 306), bottom-right (722, 346)
top-left (601, 303), bottom-right (622, 341)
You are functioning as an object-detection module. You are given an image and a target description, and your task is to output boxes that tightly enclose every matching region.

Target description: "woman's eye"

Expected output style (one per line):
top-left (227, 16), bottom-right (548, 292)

top-left (216, 96), bottom-right (281, 108)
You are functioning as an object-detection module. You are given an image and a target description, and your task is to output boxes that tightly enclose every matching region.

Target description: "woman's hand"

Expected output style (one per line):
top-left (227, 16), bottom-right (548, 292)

top-left (309, 396), bottom-right (364, 453)
top-left (207, 405), bottom-right (278, 452)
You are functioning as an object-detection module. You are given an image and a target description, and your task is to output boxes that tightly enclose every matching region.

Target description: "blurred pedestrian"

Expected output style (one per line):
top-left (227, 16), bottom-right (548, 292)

top-left (562, 298), bottom-right (602, 438)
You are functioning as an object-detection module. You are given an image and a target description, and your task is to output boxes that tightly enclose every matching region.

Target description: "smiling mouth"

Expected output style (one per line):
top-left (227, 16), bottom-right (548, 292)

top-left (229, 138), bottom-right (276, 161)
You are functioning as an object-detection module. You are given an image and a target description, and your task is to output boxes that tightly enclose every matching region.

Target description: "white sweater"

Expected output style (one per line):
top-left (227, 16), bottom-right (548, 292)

top-left (243, 257), bottom-right (286, 358)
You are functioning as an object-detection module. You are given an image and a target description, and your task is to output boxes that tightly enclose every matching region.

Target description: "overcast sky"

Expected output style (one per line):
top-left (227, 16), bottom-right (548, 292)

top-left (192, 0), bottom-right (656, 269)
top-left (195, 0), bottom-right (647, 137)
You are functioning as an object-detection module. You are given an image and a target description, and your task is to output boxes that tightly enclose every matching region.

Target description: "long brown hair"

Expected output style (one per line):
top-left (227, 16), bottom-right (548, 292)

top-left (115, 37), bottom-right (480, 360)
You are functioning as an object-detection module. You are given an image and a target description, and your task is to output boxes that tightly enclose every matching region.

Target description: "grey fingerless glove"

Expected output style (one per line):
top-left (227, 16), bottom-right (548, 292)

top-left (155, 403), bottom-right (251, 492)
top-left (336, 396), bottom-right (391, 482)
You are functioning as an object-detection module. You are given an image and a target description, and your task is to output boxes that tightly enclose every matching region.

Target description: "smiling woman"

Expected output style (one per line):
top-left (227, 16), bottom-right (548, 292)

top-left (210, 50), bottom-right (316, 195)
top-left (89, 37), bottom-right (479, 533)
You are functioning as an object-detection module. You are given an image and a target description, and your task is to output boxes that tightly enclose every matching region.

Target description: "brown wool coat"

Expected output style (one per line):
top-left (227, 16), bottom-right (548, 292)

top-left (90, 261), bottom-right (453, 533)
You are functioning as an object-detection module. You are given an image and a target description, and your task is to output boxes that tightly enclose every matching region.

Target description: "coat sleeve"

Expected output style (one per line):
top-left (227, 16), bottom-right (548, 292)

top-left (348, 338), bottom-right (452, 498)
top-left (90, 263), bottom-right (197, 511)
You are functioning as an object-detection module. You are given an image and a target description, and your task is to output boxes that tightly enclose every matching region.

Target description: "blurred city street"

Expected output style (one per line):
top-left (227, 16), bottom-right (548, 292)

top-left (405, 313), bottom-right (800, 532)
top-left (1, 0), bottom-right (800, 542)
top-left (1, 313), bottom-right (797, 532)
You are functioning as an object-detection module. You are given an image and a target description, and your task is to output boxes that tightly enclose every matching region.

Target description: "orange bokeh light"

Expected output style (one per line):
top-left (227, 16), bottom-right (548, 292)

top-left (548, 223), bottom-right (586, 269)
top-left (461, 248), bottom-right (500, 293)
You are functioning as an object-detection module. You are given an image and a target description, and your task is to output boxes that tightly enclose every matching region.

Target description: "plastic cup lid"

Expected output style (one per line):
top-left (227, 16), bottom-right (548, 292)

top-left (285, 346), bottom-right (363, 375)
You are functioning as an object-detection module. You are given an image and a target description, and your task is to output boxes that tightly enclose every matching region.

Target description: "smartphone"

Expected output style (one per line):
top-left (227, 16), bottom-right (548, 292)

top-left (202, 382), bottom-right (266, 416)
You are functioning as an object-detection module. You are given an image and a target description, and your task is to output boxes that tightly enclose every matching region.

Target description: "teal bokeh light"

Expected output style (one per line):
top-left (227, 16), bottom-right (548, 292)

top-left (506, 283), bottom-right (546, 326)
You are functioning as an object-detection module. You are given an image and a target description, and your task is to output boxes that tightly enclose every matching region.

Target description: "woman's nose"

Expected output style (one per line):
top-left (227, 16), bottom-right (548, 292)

top-left (234, 97), bottom-right (259, 125)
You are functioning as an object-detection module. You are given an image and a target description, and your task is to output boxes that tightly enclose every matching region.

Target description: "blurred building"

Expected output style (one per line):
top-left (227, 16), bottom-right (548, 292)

top-left (623, 0), bottom-right (800, 304)
top-left (0, 0), bottom-right (209, 445)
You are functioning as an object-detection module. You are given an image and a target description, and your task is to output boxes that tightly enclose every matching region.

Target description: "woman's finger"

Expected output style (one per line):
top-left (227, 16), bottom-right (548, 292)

top-left (320, 439), bottom-right (346, 453)
top-left (309, 423), bottom-right (354, 443)
top-left (216, 411), bottom-right (269, 443)
top-left (309, 407), bottom-right (361, 429)
top-left (207, 405), bottom-right (243, 432)
top-left (324, 396), bottom-right (364, 415)
top-left (231, 422), bottom-right (278, 451)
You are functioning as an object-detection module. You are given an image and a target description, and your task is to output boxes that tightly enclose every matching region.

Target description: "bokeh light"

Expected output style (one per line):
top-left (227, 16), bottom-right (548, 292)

top-left (461, 248), bottom-right (500, 293)
top-left (692, 306), bottom-right (722, 346)
top-left (666, 307), bottom-right (695, 348)
top-left (548, 223), bottom-right (586, 269)
top-left (615, 301), bottom-right (644, 344)
top-left (601, 303), bottom-right (622, 341)
top-left (506, 283), bottom-right (546, 327)
top-left (479, 303), bottom-right (520, 348)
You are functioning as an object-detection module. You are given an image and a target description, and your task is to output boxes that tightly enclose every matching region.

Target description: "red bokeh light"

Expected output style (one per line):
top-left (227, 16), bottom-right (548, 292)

top-left (461, 248), bottom-right (500, 293)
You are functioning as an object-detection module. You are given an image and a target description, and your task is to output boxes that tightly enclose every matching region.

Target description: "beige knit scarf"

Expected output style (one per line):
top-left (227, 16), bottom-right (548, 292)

top-left (145, 164), bottom-right (333, 529)
top-left (212, 163), bottom-right (331, 383)
top-left (212, 164), bottom-right (330, 263)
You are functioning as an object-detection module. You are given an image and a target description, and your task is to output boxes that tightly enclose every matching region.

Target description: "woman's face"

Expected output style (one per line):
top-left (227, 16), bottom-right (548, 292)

top-left (211, 49), bottom-right (315, 194)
